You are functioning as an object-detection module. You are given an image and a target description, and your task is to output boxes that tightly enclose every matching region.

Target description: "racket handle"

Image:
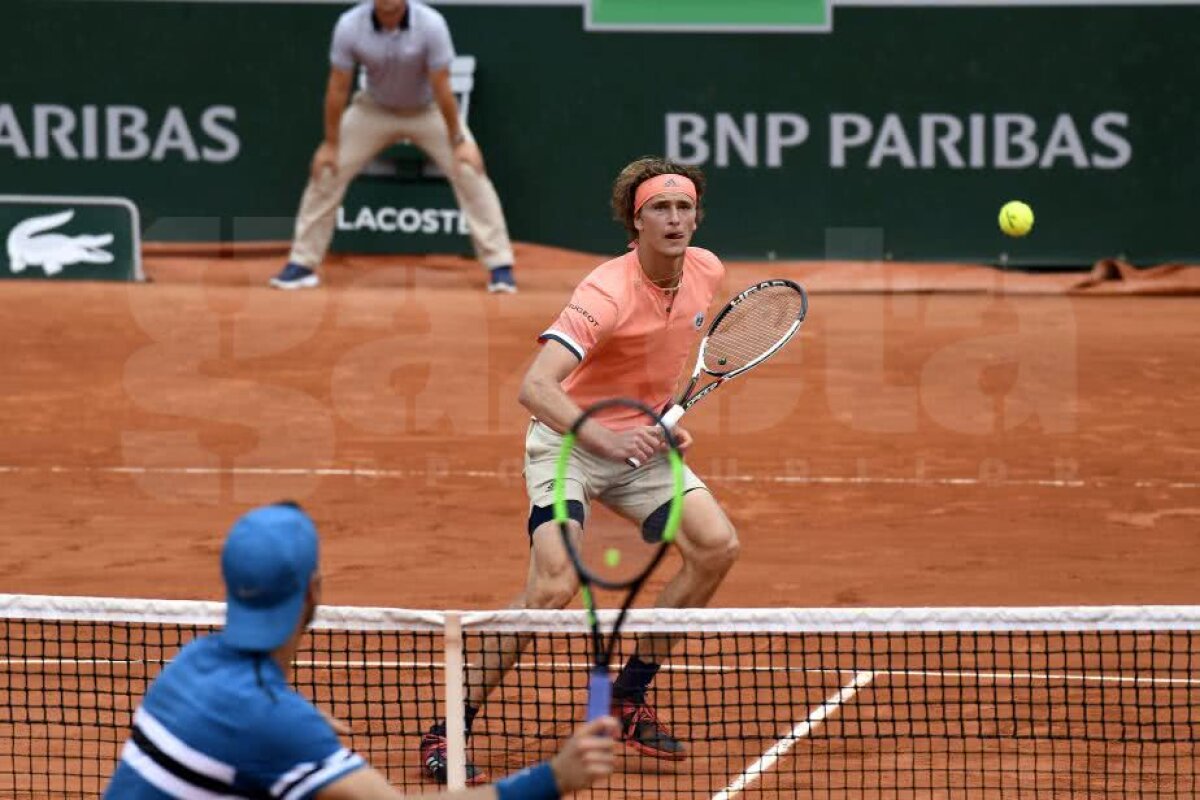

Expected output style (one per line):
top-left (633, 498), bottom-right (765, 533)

top-left (586, 667), bottom-right (612, 722)
top-left (625, 405), bottom-right (687, 468)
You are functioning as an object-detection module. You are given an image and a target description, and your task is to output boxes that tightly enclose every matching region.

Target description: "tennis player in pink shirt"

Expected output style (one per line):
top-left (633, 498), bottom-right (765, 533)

top-left (421, 157), bottom-right (740, 782)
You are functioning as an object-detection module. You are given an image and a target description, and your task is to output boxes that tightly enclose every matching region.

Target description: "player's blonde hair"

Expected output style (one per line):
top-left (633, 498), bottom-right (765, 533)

top-left (611, 156), bottom-right (706, 241)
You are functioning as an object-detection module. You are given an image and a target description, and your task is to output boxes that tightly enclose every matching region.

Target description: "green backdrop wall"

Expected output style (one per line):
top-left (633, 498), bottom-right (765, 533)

top-left (2, 1), bottom-right (1196, 264)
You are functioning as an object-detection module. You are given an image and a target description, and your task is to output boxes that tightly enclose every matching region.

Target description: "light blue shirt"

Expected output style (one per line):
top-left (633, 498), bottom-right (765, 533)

top-left (104, 634), bottom-right (364, 799)
top-left (330, 0), bottom-right (456, 111)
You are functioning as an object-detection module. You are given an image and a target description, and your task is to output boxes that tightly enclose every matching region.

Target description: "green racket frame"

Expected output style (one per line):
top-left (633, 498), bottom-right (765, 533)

top-left (550, 397), bottom-right (685, 721)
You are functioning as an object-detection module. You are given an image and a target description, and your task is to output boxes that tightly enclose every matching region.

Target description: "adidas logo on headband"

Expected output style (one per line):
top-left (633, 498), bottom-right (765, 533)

top-left (633, 173), bottom-right (697, 214)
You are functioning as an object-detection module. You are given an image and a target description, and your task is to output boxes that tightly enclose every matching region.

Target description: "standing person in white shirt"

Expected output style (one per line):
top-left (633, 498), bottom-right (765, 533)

top-left (272, 0), bottom-right (517, 294)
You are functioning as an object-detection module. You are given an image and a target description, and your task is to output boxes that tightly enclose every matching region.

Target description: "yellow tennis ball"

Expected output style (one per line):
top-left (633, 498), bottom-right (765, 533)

top-left (604, 548), bottom-right (621, 568)
top-left (999, 201), bottom-right (1034, 237)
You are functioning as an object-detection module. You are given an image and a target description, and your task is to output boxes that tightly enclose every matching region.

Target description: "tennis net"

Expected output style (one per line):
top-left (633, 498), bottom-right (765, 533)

top-left (0, 594), bottom-right (1196, 798)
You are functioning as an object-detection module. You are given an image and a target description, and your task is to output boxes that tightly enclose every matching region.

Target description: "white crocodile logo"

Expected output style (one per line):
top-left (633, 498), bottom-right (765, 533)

top-left (6, 210), bottom-right (114, 276)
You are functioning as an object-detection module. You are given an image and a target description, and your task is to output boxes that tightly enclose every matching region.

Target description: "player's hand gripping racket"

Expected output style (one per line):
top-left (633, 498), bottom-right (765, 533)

top-left (628, 278), bottom-right (809, 467)
top-left (554, 398), bottom-right (686, 721)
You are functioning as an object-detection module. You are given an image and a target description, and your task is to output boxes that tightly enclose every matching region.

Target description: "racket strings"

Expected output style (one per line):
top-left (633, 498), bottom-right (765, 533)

top-left (580, 501), bottom-right (663, 587)
top-left (704, 286), bottom-right (805, 372)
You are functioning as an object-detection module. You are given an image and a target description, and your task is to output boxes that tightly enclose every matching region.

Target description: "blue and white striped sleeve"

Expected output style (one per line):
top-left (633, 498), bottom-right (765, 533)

top-left (270, 746), bottom-right (365, 800)
top-left (248, 697), bottom-right (366, 800)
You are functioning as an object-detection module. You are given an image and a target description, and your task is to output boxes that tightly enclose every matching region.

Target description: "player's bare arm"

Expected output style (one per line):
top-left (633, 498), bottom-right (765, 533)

top-left (320, 718), bottom-right (617, 798)
top-left (547, 717), bottom-right (620, 792)
top-left (316, 765), bottom-right (407, 799)
top-left (312, 67), bottom-right (354, 179)
top-left (430, 67), bottom-right (483, 172)
top-left (317, 764), bottom-right (496, 799)
top-left (518, 342), bottom-right (660, 463)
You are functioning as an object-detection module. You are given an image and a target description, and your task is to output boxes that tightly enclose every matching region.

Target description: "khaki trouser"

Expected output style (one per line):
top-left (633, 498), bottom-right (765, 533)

top-left (288, 92), bottom-right (514, 270)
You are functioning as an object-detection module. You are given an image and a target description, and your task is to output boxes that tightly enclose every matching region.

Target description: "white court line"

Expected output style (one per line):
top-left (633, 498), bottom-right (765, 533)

top-left (0, 463), bottom-right (1196, 490)
top-left (712, 670), bottom-right (876, 800)
top-left (2, 658), bottom-right (1196, 686)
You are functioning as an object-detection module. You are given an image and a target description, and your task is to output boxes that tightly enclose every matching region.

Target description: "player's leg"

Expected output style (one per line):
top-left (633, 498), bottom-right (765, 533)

top-left (601, 469), bottom-right (739, 759)
top-left (421, 422), bottom-right (590, 784)
top-left (420, 514), bottom-right (584, 785)
top-left (406, 106), bottom-right (516, 292)
top-left (462, 513), bottom-right (583, 711)
top-left (647, 488), bottom-right (739, 614)
top-left (466, 421), bottom-right (591, 704)
top-left (275, 93), bottom-right (402, 288)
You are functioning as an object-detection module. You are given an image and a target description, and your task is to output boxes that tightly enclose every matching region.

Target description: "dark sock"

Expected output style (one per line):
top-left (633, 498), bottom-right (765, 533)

top-left (464, 704), bottom-right (480, 736)
top-left (612, 655), bottom-right (661, 704)
top-left (428, 704), bottom-right (480, 741)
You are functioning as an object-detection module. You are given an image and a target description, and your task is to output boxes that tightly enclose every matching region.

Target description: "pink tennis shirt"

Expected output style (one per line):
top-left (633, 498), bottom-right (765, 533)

top-left (539, 247), bottom-right (726, 431)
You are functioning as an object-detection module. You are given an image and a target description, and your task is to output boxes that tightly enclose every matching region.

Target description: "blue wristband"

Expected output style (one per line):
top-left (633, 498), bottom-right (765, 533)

top-left (495, 761), bottom-right (558, 800)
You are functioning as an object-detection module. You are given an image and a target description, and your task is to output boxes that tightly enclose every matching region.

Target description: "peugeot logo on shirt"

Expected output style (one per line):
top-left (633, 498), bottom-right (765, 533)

top-left (693, 312), bottom-right (704, 330)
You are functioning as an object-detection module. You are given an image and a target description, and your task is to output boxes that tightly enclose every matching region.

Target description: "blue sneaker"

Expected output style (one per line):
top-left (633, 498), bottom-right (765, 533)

top-left (270, 262), bottom-right (320, 290)
top-left (486, 265), bottom-right (517, 294)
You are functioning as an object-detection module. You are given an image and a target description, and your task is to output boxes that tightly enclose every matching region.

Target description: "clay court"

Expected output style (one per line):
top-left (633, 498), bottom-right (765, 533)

top-left (0, 247), bottom-right (1197, 797)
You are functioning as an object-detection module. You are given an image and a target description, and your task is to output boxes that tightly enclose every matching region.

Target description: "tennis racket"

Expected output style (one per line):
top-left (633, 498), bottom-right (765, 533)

top-left (554, 398), bottom-right (686, 721)
top-left (627, 278), bottom-right (809, 467)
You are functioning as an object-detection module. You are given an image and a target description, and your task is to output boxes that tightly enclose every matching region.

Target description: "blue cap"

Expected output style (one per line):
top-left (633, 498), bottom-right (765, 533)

top-left (221, 504), bottom-right (319, 652)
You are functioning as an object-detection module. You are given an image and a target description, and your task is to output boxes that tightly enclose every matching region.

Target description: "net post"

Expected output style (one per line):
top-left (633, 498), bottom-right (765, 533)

top-left (443, 611), bottom-right (467, 790)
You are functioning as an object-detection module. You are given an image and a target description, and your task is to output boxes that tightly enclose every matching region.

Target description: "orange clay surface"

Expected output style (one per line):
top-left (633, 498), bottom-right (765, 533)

top-left (0, 244), bottom-right (1196, 610)
top-left (1, 245), bottom-right (1198, 799)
